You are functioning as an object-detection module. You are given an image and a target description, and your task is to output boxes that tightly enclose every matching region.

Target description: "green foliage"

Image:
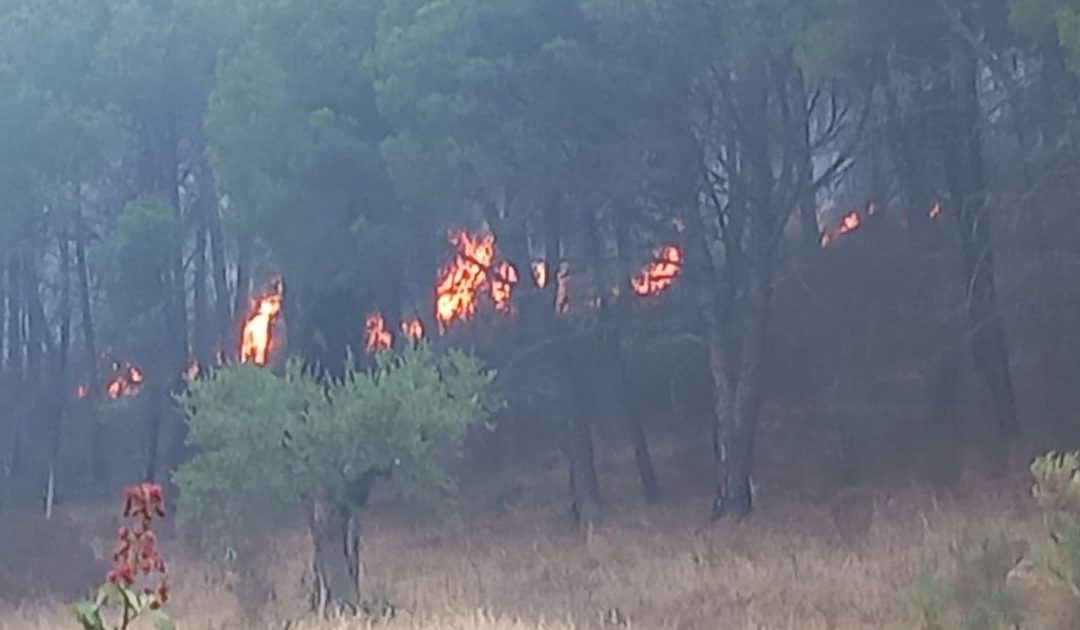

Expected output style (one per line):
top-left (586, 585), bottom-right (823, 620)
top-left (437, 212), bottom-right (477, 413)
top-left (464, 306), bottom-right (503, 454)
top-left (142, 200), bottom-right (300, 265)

top-left (907, 531), bottom-right (1027, 630)
top-left (1032, 451), bottom-right (1080, 598)
top-left (174, 344), bottom-right (498, 556)
top-left (908, 566), bottom-right (953, 630)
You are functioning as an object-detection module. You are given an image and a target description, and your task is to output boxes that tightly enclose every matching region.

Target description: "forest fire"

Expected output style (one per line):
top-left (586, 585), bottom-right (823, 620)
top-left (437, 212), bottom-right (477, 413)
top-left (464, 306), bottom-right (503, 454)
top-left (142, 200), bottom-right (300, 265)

top-left (184, 359), bottom-right (200, 381)
top-left (434, 230), bottom-right (523, 330)
top-left (400, 316), bottom-right (424, 342)
top-left (364, 312), bottom-right (393, 353)
top-left (74, 384), bottom-right (89, 400)
top-left (929, 202), bottom-right (942, 219)
top-left (820, 211), bottom-right (862, 247)
top-left (630, 245), bottom-right (683, 297)
top-left (105, 364), bottom-right (144, 400)
top-left (240, 280), bottom-right (283, 366)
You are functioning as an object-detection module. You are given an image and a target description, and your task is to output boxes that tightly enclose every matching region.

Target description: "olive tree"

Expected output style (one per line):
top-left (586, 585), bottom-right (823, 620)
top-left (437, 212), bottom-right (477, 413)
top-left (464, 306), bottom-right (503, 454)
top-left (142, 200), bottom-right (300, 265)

top-left (173, 343), bottom-right (498, 614)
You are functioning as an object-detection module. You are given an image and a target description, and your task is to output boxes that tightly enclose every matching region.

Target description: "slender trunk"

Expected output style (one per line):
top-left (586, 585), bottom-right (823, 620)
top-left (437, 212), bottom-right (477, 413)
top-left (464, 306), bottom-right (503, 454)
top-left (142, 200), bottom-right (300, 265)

top-left (46, 224), bottom-right (72, 519)
top-left (193, 212), bottom-right (209, 367)
top-left (546, 210), bottom-right (600, 529)
top-left (203, 165), bottom-right (231, 355)
top-left (941, 45), bottom-right (1019, 438)
top-left (76, 206), bottom-right (106, 482)
top-left (3, 255), bottom-right (22, 485)
top-left (791, 69), bottom-right (819, 252)
top-left (16, 252), bottom-right (50, 481)
top-left (609, 215), bottom-right (658, 504)
top-left (232, 235), bottom-right (253, 360)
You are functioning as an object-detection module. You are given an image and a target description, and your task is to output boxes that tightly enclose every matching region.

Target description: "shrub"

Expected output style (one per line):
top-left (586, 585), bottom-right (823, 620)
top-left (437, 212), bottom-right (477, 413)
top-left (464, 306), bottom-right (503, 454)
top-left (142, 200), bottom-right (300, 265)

top-left (71, 483), bottom-right (172, 630)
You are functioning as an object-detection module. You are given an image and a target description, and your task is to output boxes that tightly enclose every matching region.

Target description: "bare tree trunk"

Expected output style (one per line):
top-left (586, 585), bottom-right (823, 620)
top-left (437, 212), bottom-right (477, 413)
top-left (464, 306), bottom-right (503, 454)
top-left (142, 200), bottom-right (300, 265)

top-left (307, 498), bottom-right (360, 616)
top-left (3, 255), bottom-right (22, 486)
top-left (75, 205), bottom-right (106, 483)
top-left (46, 224), bottom-right (72, 519)
top-left (203, 166), bottom-right (232, 356)
top-left (941, 45), bottom-right (1019, 438)
top-left (232, 235), bottom-right (253, 360)
top-left (193, 212), bottom-right (210, 367)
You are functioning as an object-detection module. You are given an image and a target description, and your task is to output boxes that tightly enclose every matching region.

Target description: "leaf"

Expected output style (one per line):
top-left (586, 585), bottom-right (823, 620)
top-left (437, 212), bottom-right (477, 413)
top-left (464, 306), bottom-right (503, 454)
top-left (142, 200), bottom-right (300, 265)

top-left (147, 609), bottom-right (175, 630)
top-left (71, 601), bottom-right (105, 630)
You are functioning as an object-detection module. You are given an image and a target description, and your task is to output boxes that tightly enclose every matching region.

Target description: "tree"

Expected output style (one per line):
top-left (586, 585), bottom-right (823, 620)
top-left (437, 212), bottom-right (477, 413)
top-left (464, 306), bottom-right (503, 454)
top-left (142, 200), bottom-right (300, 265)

top-left (174, 344), bottom-right (498, 613)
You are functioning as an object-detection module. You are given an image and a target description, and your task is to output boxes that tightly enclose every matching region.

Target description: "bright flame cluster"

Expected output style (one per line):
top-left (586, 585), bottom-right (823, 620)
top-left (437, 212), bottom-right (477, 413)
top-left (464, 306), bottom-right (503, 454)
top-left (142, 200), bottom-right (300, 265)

top-left (434, 230), bottom-right (519, 330)
top-left (364, 312), bottom-right (394, 353)
top-left (631, 245), bottom-right (683, 297)
top-left (240, 280), bottom-right (283, 366)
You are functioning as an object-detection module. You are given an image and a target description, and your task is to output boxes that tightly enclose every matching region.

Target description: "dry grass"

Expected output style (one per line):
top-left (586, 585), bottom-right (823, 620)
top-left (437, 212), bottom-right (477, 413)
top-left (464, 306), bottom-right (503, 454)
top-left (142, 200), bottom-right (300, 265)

top-left (0, 478), bottom-right (1045, 630)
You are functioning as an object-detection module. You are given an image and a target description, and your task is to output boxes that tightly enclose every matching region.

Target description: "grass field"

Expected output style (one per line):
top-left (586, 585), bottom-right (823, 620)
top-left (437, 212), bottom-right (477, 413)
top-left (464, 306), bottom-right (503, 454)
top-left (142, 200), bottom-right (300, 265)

top-left (0, 462), bottom-right (1062, 630)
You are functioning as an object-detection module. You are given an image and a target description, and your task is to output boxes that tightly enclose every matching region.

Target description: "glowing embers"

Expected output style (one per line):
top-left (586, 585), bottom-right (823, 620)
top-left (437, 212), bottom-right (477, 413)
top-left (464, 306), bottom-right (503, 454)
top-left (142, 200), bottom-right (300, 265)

top-left (183, 358), bottom-right (200, 382)
top-left (74, 384), bottom-right (89, 400)
top-left (929, 202), bottom-right (942, 219)
top-left (105, 362), bottom-right (144, 400)
top-left (400, 316), bottom-right (424, 343)
top-left (364, 312), bottom-right (394, 353)
top-left (820, 211), bottom-right (863, 247)
top-left (240, 278), bottom-right (284, 366)
top-left (434, 230), bottom-right (517, 330)
top-left (630, 245), bottom-right (683, 298)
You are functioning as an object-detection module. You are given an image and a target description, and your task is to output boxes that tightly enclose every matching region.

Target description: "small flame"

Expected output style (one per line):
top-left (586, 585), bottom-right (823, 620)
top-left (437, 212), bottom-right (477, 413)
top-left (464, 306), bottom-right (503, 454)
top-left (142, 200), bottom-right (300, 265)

top-left (929, 202), bottom-right (942, 219)
top-left (364, 312), bottom-right (393, 353)
top-left (240, 280), bottom-right (283, 366)
top-left (184, 359), bottom-right (200, 382)
top-left (104, 362), bottom-right (144, 400)
top-left (820, 210), bottom-right (863, 247)
top-left (630, 245), bottom-right (683, 297)
top-left (400, 316), bottom-right (424, 343)
top-left (74, 384), bottom-right (89, 400)
top-left (531, 260), bottom-right (548, 288)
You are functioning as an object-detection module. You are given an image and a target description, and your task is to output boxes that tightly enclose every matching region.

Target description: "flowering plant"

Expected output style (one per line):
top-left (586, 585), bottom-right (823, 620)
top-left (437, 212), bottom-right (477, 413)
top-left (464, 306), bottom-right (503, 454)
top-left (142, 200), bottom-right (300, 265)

top-left (72, 483), bottom-right (173, 630)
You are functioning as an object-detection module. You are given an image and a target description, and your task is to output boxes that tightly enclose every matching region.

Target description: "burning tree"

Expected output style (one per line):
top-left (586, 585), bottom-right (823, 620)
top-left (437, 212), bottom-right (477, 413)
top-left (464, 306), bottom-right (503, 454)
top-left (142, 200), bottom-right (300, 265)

top-left (173, 344), bottom-right (498, 614)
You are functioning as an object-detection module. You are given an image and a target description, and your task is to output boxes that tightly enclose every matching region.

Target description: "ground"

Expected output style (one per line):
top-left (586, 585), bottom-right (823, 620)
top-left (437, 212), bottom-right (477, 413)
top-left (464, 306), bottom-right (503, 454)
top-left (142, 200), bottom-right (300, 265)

top-left (0, 436), bottom-right (1063, 630)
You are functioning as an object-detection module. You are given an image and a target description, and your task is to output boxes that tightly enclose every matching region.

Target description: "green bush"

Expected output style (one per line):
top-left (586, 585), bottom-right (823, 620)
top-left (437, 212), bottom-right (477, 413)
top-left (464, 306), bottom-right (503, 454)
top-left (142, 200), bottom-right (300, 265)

top-left (173, 343), bottom-right (499, 559)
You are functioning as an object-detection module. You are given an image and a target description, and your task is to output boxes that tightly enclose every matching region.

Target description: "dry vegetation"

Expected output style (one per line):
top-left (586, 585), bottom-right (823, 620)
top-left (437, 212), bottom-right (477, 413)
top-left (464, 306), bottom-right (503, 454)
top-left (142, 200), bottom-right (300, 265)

top-left (0, 437), bottom-right (1065, 630)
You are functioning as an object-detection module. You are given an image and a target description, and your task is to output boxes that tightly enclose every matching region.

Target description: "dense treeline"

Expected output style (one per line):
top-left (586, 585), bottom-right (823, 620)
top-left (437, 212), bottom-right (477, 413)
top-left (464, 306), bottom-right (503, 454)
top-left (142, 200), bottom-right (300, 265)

top-left (3, 0), bottom-right (1080, 535)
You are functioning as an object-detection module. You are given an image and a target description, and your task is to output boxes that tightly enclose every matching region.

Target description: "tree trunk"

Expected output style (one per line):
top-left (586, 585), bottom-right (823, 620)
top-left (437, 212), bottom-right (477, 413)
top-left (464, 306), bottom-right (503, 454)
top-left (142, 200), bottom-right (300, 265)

top-left (307, 497), bottom-right (361, 616)
top-left (203, 165), bottom-right (232, 357)
top-left (193, 213), bottom-right (209, 368)
top-left (46, 224), bottom-right (72, 519)
top-left (76, 207), bottom-right (106, 483)
top-left (712, 249), bottom-right (773, 519)
top-left (232, 235), bottom-right (253, 360)
top-left (941, 44), bottom-right (1019, 438)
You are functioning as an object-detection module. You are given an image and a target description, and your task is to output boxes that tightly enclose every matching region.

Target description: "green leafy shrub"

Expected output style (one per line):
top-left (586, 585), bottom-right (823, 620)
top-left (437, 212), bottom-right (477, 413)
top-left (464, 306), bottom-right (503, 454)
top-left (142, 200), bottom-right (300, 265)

top-left (1031, 451), bottom-right (1080, 600)
top-left (173, 343), bottom-right (499, 609)
top-left (908, 531), bottom-right (1027, 630)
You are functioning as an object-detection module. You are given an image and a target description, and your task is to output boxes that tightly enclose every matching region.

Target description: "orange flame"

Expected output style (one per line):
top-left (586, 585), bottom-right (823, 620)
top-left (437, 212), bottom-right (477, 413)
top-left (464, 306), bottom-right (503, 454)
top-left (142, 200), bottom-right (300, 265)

top-left (820, 210), bottom-right (863, 247)
top-left (531, 260), bottom-right (548, 288)
top-left (434, 230), bottom-right (518, 330)
top-left (104, 363), bottom-right (144, 400)
top-left (184, 359), bottom-right (200, 381)
top-left (74, 384), bottom-right (89, 400)
top-left (400, 316), bottom-right (424, 343)
top-left (364, 312), bottom-right (393, 353)
top-left (630, 245), bottom-right (683, 297)
top-left (929, 202), bottom-right (942, 219)
top-left (240, 281), bottom-right (283, 366)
